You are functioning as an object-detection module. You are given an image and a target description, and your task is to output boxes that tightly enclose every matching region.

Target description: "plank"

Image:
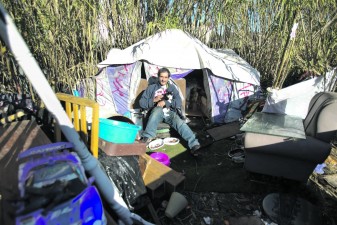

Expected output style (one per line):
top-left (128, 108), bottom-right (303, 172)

top-left (0, 120), bottom-right (51, 225)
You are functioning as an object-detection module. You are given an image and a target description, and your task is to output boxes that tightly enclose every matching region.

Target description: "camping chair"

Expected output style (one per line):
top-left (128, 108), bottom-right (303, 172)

top-left (55, 93), bottom-right (99, 158)
top-left (243, 92), bottom-right (337, 182)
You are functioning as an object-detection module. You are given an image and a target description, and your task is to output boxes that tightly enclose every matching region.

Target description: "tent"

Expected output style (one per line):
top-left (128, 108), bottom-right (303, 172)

top-left (94, 29), bottom-right (261, 123)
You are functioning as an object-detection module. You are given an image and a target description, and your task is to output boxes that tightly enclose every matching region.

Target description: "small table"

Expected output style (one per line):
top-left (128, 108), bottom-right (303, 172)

top-left (240, 112), bottom-right (306, 139)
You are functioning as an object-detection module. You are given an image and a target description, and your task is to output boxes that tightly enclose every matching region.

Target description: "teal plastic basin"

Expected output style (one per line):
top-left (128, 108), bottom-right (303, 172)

top-left (99, 118), bottom-right (141, 143)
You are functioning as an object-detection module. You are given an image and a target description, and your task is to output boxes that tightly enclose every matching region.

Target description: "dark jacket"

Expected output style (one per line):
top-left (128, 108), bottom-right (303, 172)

top-left (139, 81), bottom-right (182, 110)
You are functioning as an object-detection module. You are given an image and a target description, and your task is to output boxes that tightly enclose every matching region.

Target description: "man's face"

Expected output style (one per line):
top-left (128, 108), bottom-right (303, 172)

top-left (158, 71), bottom-right (169, 86)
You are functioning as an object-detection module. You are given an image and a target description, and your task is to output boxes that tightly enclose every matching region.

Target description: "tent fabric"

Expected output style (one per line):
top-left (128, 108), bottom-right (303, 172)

top-left (98, 29), bottom-right (260, 86)
top-left (93, 62), bottom-right (142, 117)
top-left (95, 62), bottom-right (258, 124)
top-left (96, 29), bottom-right (261, 124)
top-left (141, 63), bottom-right (257, 123)
top-left (262, 68), bottom-right (337, 119)
top-left (105, 63), bottom-right (141, 115)
top-left (205, 69), bottom-right (256, 123)
top-left (141, 62), bottom-right (257, 123)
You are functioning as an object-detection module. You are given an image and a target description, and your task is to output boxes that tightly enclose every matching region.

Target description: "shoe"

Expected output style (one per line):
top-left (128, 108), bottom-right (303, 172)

top-left (190, 144), bottom-right (201, 156)
top-left (140, 137), bottom-right (153, 144)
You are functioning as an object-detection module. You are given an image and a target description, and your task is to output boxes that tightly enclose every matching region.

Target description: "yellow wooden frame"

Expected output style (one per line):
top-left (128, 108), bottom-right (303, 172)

top-left (55, 93), bottom-right (99, 158)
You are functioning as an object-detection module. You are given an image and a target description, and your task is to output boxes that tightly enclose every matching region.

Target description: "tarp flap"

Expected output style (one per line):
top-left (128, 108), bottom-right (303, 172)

top-left (262, 68), bottom-right (337, 119)
top-left (95, 71), bottom-right (118, 118)
top-left (106, 64), bottom-right (137, 115)
top-left (208, 73), bottom-right (233, 123)
top-left (225, 82), bottom-right (256, 123)
top-left (207, 70), bottom-right (256, 123)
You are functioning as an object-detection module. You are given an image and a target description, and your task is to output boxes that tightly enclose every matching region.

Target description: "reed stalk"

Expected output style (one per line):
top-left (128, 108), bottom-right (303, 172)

top-left (0, 0), bottom-right (336, 100)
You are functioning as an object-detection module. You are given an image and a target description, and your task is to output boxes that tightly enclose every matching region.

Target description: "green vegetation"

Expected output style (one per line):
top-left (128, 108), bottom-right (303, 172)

top-left (0, 0), bottom-right (336, 101)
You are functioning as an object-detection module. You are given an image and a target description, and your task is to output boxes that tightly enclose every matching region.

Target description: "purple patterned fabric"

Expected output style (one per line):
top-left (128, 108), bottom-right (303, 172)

top-left (106, 64), bottom-right (135, 115)
top-left (208, 74), bottom-right (233, 123)
top-left (170, 70), bottom-right (193, 79)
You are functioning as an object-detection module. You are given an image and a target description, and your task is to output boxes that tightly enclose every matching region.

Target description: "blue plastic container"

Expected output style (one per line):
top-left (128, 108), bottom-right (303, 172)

top-left (99, 118), bottom-right (141, 143)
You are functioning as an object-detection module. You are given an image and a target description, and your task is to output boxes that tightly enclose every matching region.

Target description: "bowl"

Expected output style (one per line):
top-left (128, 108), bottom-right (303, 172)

top-left (148, 139), bottom-right (164, 150)
top-left (150, 152), bottom-right (170, 166)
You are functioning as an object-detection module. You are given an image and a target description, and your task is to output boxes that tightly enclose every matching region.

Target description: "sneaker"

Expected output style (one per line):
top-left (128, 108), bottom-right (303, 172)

top-left (190, 144), bottom-right (201, 156)
top-left (140, 137), bottom-right (153, 144)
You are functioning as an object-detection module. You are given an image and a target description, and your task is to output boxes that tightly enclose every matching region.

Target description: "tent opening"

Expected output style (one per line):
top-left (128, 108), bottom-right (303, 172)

top-left (184, 69), bottom-right (208, 118)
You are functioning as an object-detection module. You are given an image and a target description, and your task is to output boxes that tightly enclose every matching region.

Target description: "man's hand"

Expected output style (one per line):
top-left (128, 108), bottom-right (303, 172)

top-left (154, 95), bottom-right (163, 103)
top-left (157, 100), bottom-right (166, 107)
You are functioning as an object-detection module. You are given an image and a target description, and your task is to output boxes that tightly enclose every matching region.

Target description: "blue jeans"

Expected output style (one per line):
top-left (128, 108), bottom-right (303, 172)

top-left (142, 107), bottom-right (199, 149)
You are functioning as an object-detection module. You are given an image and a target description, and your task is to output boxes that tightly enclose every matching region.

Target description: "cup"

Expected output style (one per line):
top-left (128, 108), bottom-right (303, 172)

top-left (165, 192), bottom-right (188, 219)
top-left (72, 90), bottom-right (79, 96)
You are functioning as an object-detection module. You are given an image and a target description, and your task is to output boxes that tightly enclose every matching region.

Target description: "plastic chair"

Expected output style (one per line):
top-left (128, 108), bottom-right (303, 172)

top-left (55, 93), bottom-right (99, 158)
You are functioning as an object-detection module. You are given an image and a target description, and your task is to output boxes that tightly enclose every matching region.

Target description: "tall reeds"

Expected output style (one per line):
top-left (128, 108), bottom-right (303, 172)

top-left (0, 0), bottom-right (336, 101)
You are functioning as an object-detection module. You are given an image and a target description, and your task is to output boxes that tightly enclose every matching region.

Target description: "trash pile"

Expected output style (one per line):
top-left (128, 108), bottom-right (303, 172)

top-left (310, 146), bottom-right (337, 199)
top-left (153, 192), bottom-right (275, 225)
top-left (149, 190), bottom-right (337, 225)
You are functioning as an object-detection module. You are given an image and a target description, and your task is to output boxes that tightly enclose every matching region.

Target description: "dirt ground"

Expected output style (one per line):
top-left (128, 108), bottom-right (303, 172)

top-left (137, 116), bottom-right (337, 225)
top-left (150, 187), bottom-right (337, 225)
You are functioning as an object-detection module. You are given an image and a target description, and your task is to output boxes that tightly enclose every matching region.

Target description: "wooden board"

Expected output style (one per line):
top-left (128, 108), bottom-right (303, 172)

top-left (99, 138), bottom-right (147, 156)
top-left (0, 120), bottom-right (51, 225)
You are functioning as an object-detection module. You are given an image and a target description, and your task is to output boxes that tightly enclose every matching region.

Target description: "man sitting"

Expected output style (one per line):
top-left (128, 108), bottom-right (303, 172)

top-left (139, 67), bottom-right (201, 156)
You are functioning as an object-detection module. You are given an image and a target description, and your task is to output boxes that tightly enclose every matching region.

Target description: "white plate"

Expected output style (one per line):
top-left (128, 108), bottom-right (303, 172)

top-left (163, 137), bottom-right (180, 145)
top-left (148, 139), bottom-right (164, 150)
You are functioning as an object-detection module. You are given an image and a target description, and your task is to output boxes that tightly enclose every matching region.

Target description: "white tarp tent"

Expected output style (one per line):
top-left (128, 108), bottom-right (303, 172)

top-left (262, 68), bottom-right (337, 118)
top-left (95, 29), bottom-right (261, 123)
top-left (98, 29), bottom-right (260, 85)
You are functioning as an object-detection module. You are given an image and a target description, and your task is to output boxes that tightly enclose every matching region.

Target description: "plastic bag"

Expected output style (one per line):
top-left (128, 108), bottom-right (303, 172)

top-left (98, 150), bottom-right (147, 210)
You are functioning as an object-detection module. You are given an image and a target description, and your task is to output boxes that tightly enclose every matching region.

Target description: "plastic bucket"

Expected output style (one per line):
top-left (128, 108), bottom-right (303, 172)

top-left (99, 118), bottom-right (141, 143)
top-left (150, 152), bottom-right (170, 166)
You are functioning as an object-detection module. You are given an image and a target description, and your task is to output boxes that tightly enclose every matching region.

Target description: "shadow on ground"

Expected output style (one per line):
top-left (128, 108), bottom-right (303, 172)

top-left (139, 116), bottom-right (337, 225)
top-left (164, 116), bottom-right (301, 194)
